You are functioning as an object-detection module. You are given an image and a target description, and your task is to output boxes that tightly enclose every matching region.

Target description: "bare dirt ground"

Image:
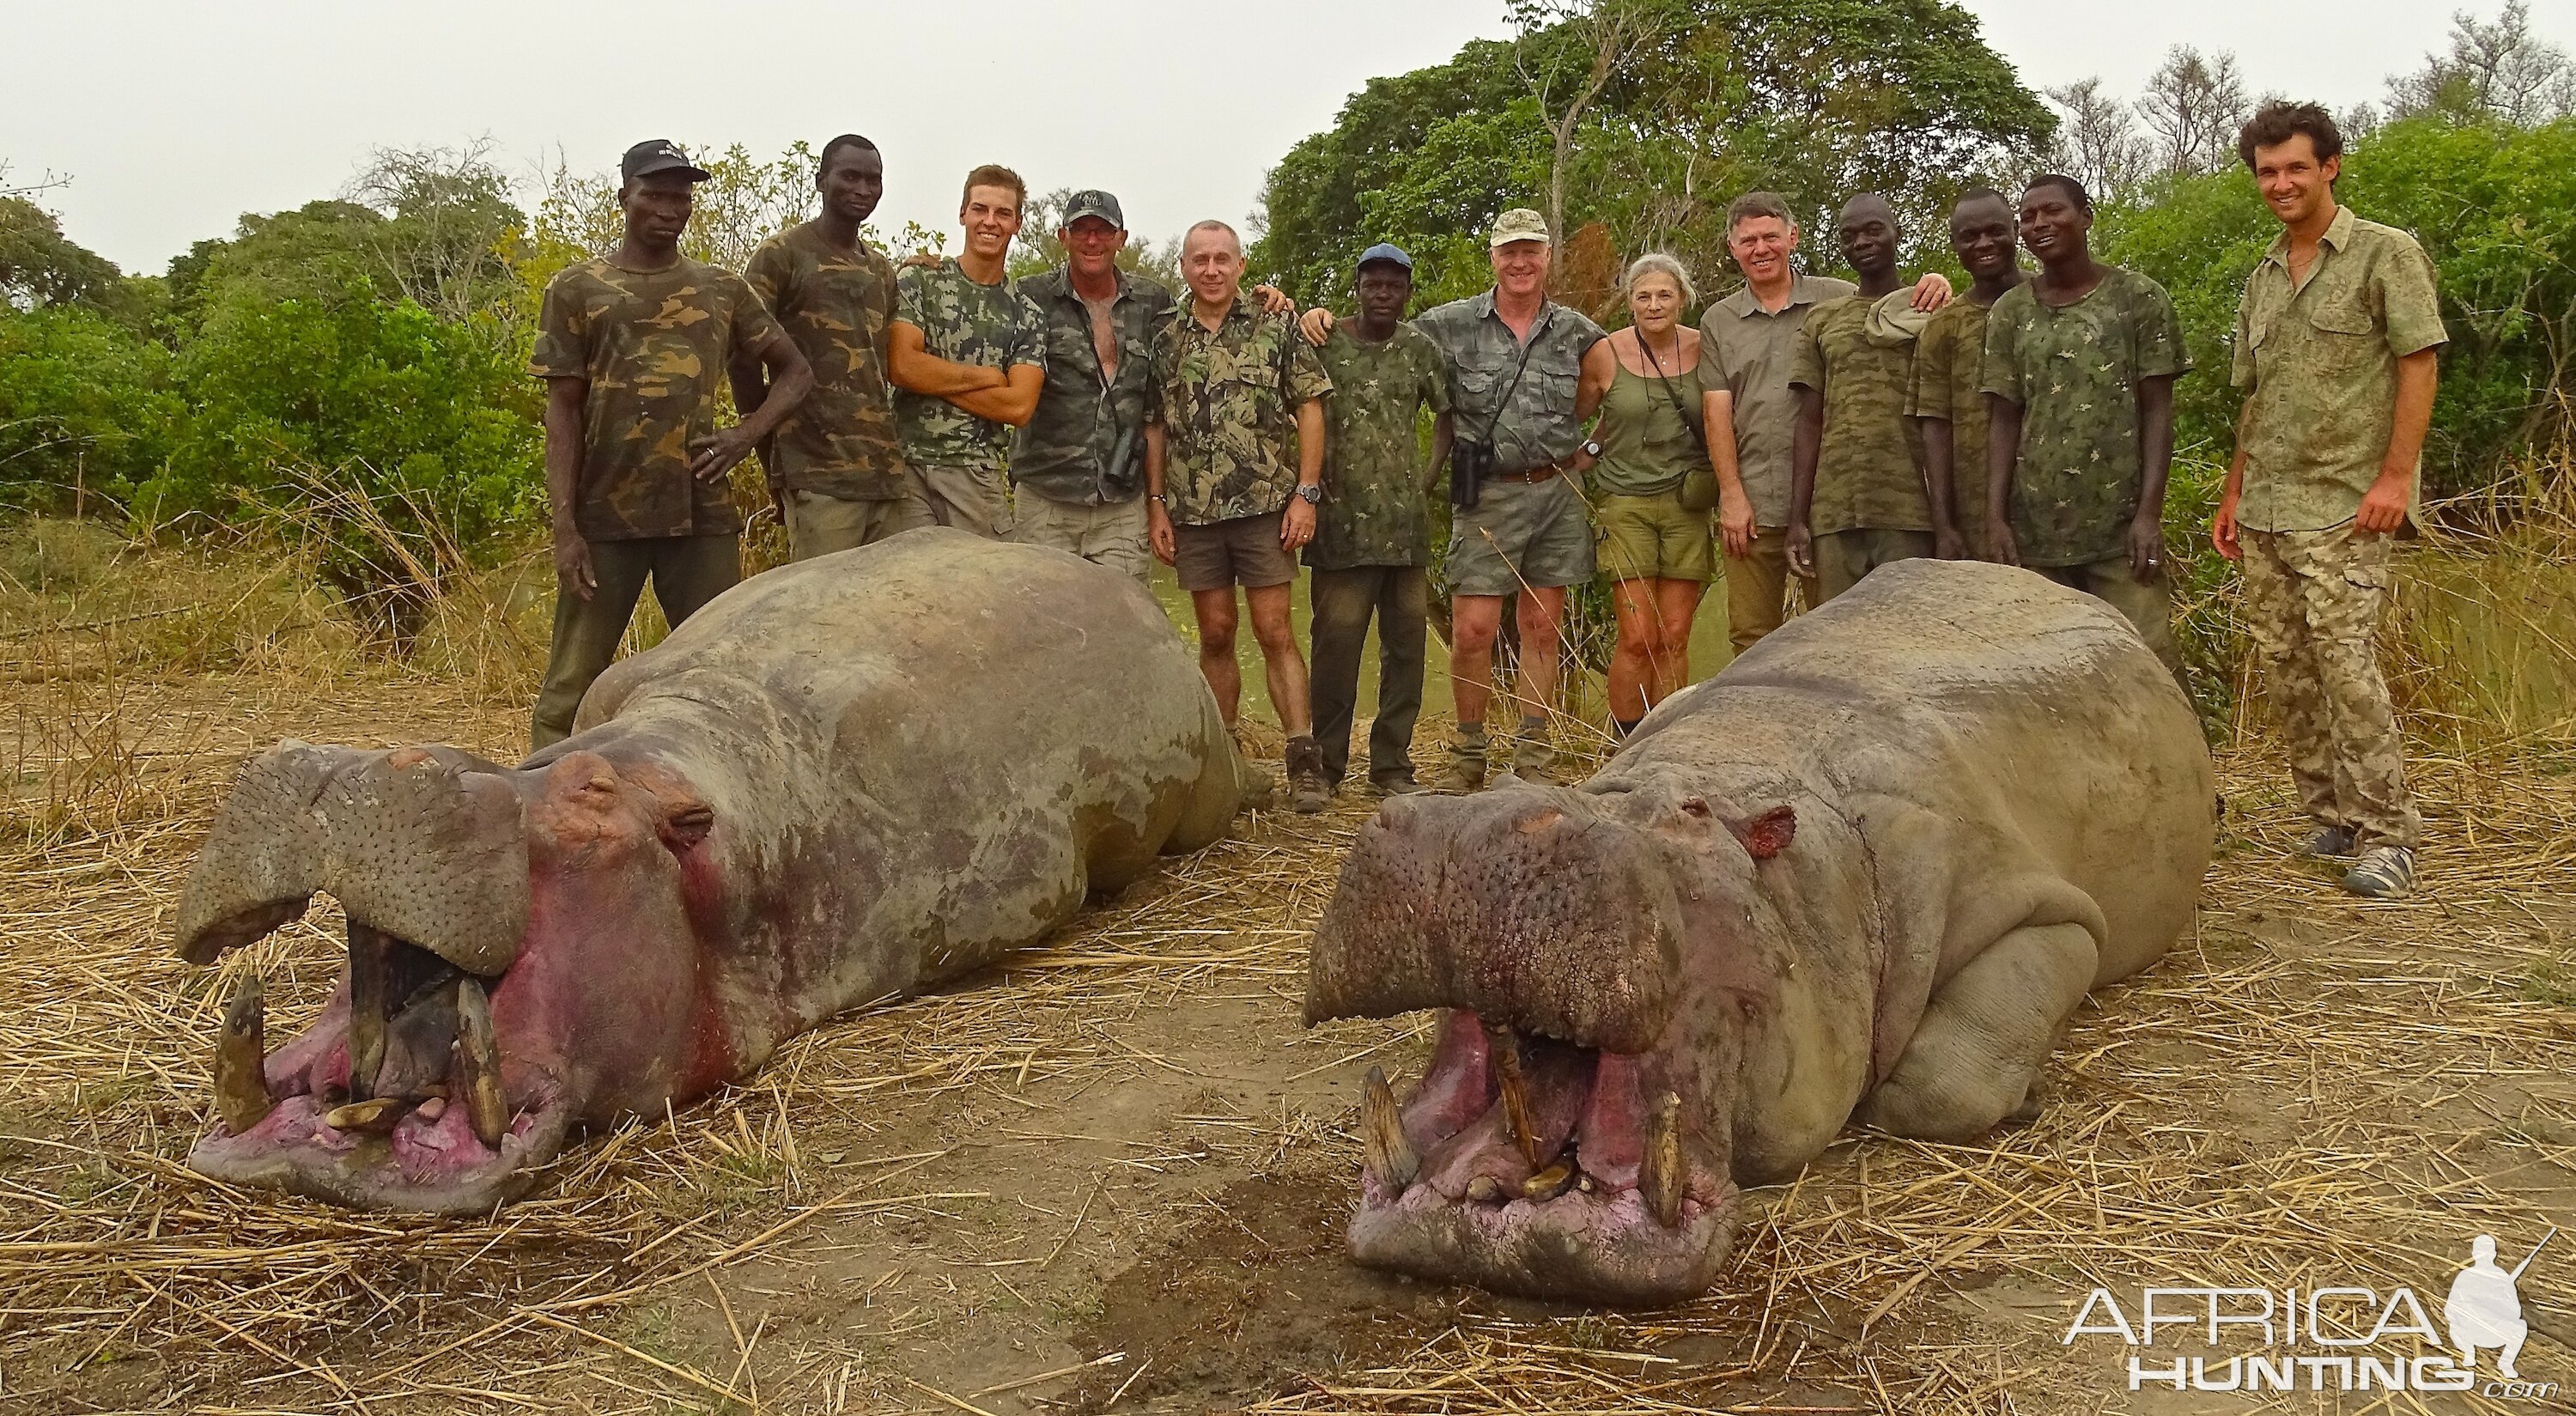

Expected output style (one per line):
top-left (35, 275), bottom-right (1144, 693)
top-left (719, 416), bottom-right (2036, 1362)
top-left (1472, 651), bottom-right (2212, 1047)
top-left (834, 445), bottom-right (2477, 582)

top-left (3, 658), bottom-right (2573, 1415)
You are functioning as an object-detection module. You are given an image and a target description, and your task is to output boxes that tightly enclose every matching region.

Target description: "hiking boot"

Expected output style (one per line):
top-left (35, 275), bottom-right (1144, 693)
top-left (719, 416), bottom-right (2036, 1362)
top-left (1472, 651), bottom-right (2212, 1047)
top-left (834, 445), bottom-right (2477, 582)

top-left (1435, 726), bottom-right (1488, 793)
top-left (1285, 736), bottom-right (1331, 814)
top-left (2300, 823), bottom-right (2357, 859)
top-left (2342, 846), bottom-right (2415, 899)
top-left (1371, 773), bottom-right (1426, 796)
top-left (1510, 717), bottom-right (1559, 782)
top-left (1230, 738), bottom-right (1275, 811)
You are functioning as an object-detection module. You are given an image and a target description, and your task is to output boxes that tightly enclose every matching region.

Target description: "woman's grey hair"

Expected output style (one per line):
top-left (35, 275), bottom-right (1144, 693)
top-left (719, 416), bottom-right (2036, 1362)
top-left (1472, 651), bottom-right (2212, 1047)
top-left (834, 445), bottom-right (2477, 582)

top-left (1622, 252), bottom-right (1696, 307)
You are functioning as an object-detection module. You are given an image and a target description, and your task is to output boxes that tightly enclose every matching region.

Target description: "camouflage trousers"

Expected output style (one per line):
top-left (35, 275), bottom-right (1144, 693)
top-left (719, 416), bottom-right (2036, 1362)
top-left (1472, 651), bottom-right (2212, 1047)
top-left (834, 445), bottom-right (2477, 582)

top-left (2240, 524), bottom-right (2420, 851)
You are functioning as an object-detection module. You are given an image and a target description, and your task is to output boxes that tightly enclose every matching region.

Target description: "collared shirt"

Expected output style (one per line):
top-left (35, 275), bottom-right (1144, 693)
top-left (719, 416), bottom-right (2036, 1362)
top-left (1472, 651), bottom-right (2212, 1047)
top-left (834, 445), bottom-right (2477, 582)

top-left (529, 255), bottom-right (784, 541)
top-left (1698, 274), bottom-right (1856, 527)
top-left (1308, 322), bottom-right (1451, 569)
top-left (1012, 266), bottom-right (1176, 507)
top-left (1414, 290), bottom-right (1607, 476)
top-left (1907, 292), bottom-right (1999, 549)
top-left (1149, 295), bottom-right (1334, 525)
top-left (1980, 267), bottom-right (2190, 567)
top-left (892, 258), bottom-right (1048, 473)
top-left (1789, 294), bottom-right (1929, 535)
top-left (742, 222), bottom-right (906, 501)
top-left (2232, 204), bottom-right (2448, 532)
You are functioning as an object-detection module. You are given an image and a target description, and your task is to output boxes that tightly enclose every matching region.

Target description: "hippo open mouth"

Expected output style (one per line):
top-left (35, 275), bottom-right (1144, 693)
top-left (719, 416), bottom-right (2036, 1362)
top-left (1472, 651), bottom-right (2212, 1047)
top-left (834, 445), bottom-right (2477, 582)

top-left (173, 743), bottom-right (575, 1215)
top-left (1306, 787), bottom-right (1753, 1305)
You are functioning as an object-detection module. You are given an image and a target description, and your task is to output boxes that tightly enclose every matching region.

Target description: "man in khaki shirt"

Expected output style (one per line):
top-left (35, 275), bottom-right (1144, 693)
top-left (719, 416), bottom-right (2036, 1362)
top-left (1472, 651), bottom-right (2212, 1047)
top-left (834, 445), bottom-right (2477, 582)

top-left (2213, 100), bottom-right (2446, 900)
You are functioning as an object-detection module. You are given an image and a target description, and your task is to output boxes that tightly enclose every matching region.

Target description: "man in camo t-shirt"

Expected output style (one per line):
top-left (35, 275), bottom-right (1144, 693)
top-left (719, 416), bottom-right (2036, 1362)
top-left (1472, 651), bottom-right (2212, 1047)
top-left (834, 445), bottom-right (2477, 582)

top-left (889, 164), bottom-right (1047, 538)
top-left (526, 140), bottom-right (812, 750)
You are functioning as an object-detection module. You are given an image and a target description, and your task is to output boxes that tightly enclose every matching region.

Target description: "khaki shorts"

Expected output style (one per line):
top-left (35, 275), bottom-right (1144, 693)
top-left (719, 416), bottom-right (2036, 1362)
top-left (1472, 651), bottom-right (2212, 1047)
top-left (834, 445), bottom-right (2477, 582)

top-left (1596, 490), bottom-right (1716, 584)
top-left (1010, 492), bottom-right (1151, 580)
top-left (1173, 511), bottom-right (1297, 593)
top-left (914, 464), bottom-right (1012, 539)
top-left (1447, 474), bottom-right (1595, 596)
top-left (783, 484), bottom-right (933, 561)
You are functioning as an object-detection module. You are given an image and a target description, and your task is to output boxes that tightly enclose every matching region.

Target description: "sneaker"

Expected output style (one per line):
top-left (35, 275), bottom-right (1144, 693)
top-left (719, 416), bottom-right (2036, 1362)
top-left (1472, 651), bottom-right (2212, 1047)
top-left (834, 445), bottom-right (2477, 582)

top-left (2300, 823), bottom-right (2357, 859)
top-left (1434, 727), bottom-right (1488, 793)
top-left (1285, 736), bottom-right (1330, 814)
top-left (2342, 846), bottom-right (2415, 899)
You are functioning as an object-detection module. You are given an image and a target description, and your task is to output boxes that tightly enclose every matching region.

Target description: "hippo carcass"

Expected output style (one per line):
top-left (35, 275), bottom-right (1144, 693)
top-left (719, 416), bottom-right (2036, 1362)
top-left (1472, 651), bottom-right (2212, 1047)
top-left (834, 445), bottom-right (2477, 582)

top-left (1305, 560), bottom-right (2213, 1304)
top-left (172, 531), bottom-right (1236, 1212)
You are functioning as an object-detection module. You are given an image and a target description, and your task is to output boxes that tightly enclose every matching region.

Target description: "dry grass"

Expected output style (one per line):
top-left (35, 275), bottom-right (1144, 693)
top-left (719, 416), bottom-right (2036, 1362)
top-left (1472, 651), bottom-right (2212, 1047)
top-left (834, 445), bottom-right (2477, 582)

top-left (0, 514), bottom-right (2570, 1413)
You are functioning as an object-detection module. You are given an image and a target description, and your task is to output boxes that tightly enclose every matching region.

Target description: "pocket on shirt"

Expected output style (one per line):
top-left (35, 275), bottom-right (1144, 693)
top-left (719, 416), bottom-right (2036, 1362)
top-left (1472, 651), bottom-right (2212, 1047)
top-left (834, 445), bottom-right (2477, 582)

top-left (2306, 298), bottom-right (2382, 373)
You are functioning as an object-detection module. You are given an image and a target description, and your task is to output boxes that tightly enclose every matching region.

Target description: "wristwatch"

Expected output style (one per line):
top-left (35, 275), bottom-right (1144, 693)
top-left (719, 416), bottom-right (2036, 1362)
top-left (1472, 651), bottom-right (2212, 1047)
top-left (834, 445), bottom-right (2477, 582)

top-left (1296, 483), bottom-right (1323, 505)
top-left (1581, 439), bottom-right (1605, 459)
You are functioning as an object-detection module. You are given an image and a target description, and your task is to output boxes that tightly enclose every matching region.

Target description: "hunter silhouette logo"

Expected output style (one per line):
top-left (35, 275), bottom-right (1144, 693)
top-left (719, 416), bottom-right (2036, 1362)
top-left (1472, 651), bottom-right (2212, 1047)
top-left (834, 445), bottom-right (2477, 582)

top-left (2446, 1229), bottom-right (2552, 1379)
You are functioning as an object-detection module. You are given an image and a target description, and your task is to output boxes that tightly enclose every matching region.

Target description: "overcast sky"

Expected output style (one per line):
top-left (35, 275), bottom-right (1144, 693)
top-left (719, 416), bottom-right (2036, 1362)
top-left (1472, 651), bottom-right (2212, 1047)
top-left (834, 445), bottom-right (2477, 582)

top-left (7, 0), bottom-right (2572, 275)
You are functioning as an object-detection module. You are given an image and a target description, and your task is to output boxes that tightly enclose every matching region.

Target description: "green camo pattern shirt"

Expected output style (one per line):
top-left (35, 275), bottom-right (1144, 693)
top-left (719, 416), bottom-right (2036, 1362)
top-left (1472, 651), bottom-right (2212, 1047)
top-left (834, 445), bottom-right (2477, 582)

top-left (1981, 267), bottom-right (2189, 567)
top-left (2231, 205), bottom-right (2449, 532)
top-left (529, 255), bottom-right (784, 541)
top-left (1907, 294), bottom-right (1999, 550)
top-left (893, 258), bottom-right (1047, 474)
top-left (1150, 297), bottom-right (1333, 526)
top-left (1308, 322), bottom-right (1451, 569)
top-left (742, 222), bottom-right (906, 501)
top-left (1790, 294), bottom-right (1929, 534)
top-left (1012, 267), bottom-right (1176, 507)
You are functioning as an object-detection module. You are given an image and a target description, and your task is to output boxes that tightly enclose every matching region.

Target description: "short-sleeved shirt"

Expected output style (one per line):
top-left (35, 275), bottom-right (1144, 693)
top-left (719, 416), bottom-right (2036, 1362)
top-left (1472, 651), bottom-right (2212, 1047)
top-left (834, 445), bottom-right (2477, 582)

top-left (529, 255), bottom-right (784, 542)
top-left (1907, 294), bottom-right (2001, 547)
top-left (1979, 268), bottom-right (2190, 567)
top-left (1308, 322), bottom-right (1451, 569)
top-left (1012, 267), bottom-right (1176, 507)
top-left (1789, 294), bottom-right (1928, 535)
top-left (742, 222), bottom-right (905, 501)
top-left (1414, 291), bottom-right (1608, 477)
top-left (2231, 204), bottom-right (2449, 532)
top-left (892, 258), bottom-right (1047, 473)
top-left (1698, 275), bottom-right (1856, 528)
top-left (1150, 296), bottom-right (1334, 525)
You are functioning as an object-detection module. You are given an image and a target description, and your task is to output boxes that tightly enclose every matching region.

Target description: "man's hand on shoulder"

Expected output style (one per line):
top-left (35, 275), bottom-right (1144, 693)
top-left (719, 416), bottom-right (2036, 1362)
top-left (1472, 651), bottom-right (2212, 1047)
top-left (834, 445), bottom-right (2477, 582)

top-left (897, 252), bottom-right (942, 270)
top-left (1298, 308), bottom-right (1336, 347)
top-left (1909, 272), bottom-right (1953, 313)
top-left (1252, 284), bottom-right (1296, 318)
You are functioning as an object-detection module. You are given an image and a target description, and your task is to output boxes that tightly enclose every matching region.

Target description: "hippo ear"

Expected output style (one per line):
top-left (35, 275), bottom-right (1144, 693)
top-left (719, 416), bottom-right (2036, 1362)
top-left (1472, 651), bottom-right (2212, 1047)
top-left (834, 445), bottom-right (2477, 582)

top-left (1724, 805), bottom-right (1795, 860)
top-left (659, 802), bottom-right (714, 851)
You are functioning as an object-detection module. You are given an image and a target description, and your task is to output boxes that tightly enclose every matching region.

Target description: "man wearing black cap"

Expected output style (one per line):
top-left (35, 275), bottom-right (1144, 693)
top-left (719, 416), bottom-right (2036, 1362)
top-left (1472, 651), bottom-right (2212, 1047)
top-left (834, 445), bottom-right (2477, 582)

top-left (526, 140), bottom-right (814, 749)
top-left (737, 134), bottom-right (923, 560)
top-left (1305, 243), bottom-right (1453, 795)
top-left (1007, 189), bottom-right (1172, 578)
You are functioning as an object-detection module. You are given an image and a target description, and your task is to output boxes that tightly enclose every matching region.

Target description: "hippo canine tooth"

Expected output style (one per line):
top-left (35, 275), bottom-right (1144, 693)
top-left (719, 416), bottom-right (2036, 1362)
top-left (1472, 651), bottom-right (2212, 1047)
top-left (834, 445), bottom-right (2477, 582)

top-left (1360, 1066), bottom-right (1418, 1193)
top-left (324, 1097), bottom-right (402, 1132)
top-left (1518, 1158), bottom-right (1574, 1201)
top-left (454, 976), bottom-right (509, 1150)
top-left (1465, 1176), bottom-right (1504, 1204)
top-left (1480, 1019), bottom-right (1541, 1167)
top-left (1640, 1091), bottom-right (1683, 1228)
top-left (212, 975), bottom-right (273, 1135)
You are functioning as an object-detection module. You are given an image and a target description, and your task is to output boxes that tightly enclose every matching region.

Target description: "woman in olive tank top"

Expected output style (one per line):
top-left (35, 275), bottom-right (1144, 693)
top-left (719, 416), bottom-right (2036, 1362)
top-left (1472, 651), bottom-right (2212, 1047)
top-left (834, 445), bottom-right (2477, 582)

top-left (1591, 253), bottom-right (1718, 734)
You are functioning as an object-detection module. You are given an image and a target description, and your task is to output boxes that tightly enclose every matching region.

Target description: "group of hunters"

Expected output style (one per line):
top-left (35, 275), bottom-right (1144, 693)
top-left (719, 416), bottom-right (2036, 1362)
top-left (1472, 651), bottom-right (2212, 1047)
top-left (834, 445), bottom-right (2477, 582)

top-left (529, 99), bottom-right (2445, 902)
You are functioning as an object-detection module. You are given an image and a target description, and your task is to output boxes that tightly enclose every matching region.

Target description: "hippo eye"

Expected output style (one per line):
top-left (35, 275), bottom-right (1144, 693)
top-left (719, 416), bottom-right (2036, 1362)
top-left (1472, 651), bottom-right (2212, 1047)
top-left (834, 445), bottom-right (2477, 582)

top-left (1680, 798), bottom-right (1710, 819)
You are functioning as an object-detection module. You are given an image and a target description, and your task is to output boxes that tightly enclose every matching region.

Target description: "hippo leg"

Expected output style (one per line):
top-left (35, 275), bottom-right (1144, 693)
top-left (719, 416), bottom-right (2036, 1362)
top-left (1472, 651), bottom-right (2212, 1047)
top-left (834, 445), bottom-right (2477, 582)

top-left (1854, 921), bottom-right (2098, 1143)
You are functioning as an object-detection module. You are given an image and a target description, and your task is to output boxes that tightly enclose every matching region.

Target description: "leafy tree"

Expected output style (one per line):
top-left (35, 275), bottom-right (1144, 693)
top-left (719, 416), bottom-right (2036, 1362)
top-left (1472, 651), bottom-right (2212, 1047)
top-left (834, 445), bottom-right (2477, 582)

top-left (163, 199), bottom-right (387, 333)
top-left (2387, 2), bottom-right (2575, 127)
top-left (0, 306), bottom-right (181, 511)
top-left (345, 143), bottom-right (527, 331)
top-left (0, 198), bottom-right (133, 317)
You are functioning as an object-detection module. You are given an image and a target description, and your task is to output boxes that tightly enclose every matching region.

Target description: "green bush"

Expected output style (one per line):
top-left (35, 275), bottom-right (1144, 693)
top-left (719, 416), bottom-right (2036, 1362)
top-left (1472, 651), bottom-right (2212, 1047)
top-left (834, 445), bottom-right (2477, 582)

top-left (0, 307), bottom-right (183, 513)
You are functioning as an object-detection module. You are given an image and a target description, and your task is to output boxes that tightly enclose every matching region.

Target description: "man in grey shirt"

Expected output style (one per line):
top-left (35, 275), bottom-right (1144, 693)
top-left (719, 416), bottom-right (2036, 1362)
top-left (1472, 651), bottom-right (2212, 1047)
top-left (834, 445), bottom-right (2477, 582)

top-left (1699, 191), bottom-right (1947, 654)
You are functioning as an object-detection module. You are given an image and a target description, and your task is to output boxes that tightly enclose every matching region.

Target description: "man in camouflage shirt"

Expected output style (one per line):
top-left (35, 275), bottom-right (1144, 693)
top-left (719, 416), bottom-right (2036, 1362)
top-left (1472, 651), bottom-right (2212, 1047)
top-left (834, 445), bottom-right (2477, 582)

top-left (527, 139), bottom-right (813, 750)
top-left (1788, 193), bottom-right (1955, 603)
top-left (1981, 173), bottom-right (2189, 679)
top-left (889, 164), bottom-right (1047, 538)
top-left (737, 134), bottom-right (922, 561)
top-left (2215, 103), bottom-right (2446, 900)
top-left (1145, 220), bottom-right (1334, 812)
top-left (1909, 188), bottom-right (2023, 562)
top-left (1305, 244), bottom-right (1454, 795)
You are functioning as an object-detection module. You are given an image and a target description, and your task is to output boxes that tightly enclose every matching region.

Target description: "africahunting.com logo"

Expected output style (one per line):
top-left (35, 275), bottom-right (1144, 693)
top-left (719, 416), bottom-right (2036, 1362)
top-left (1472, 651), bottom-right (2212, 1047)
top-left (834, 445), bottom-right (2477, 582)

top-left (2063, 1230), bottom-right (2557, 1400)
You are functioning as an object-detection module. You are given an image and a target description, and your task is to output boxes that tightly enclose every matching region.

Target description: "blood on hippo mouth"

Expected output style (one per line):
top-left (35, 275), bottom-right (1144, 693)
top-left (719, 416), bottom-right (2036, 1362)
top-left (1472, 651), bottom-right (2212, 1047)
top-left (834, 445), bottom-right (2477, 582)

top-left (192, 921), bottom-right (568, 1215)
top-left (1351, 1010), bottom-right (1738, 1306)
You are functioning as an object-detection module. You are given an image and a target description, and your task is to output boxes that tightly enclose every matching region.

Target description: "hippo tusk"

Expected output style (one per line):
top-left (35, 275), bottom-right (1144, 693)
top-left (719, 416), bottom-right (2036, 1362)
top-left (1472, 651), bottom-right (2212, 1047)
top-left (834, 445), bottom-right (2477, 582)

top-left (1360, 1066), bottom-right (1419, 1193)
top-left (324, 1097), bottom-right (402, 1132)
top-left (345, 924), bottom-right (391, 1100)
top-left (1640, 1091), bottom-right (1683, 1227)
top-left (212, 975), bottom-right (273, 1135)
top-left (1519, 1158), bottom-right (1574, 1201)
top-left (454, 975), bottom-right (509, 1150)
top-left (1481, 1018), bottom-right (1541, 1167)
top-left (1465, 1175), bottom-right (1504, 1204)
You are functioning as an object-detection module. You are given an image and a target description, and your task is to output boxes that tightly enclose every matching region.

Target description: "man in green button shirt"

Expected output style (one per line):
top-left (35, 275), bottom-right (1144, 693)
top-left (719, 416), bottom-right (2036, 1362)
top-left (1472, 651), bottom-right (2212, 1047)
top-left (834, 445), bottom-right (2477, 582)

top-left (1981, 173), bottom-right (2189, 681)
top-left (1306, 243), bottom-right (1454, 797)
top-left (2214, 101), bottom-right (2446, 900)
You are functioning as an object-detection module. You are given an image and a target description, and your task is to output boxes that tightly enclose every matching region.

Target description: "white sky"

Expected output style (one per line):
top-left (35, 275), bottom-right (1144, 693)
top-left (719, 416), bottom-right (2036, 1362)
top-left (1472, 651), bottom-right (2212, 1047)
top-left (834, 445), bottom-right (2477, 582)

top-left (7, 0), bottom-right (2573, 276)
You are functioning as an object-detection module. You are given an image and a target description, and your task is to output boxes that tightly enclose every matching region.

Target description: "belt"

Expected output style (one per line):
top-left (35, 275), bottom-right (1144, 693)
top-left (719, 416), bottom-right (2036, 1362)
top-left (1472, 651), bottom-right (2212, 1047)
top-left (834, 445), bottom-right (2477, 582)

top-left (1488, 459), bottom-right (1573, 484)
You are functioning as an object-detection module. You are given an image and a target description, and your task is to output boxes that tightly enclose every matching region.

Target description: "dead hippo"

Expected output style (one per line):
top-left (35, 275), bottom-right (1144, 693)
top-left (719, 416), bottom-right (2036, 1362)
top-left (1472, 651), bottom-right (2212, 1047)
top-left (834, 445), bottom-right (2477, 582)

top-left (1304, 559), bottom-right (2213, 1304)
top-left (173, 530), bottom-right (1236, 1213)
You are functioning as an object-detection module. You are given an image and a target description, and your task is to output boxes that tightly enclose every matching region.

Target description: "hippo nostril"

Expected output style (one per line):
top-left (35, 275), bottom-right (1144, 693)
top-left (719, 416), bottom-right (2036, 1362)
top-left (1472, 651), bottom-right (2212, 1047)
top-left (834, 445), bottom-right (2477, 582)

top-left (1680, 797), bottom-right (1710, 818)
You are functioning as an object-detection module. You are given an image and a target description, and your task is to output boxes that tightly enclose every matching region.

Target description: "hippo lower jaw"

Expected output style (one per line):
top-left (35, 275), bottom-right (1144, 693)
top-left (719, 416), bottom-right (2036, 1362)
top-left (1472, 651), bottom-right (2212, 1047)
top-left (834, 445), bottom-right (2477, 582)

top-left (187, 1086), bottom-right (574, 1217)
top-left (1349, 1011), bottom-right (1737, 1307)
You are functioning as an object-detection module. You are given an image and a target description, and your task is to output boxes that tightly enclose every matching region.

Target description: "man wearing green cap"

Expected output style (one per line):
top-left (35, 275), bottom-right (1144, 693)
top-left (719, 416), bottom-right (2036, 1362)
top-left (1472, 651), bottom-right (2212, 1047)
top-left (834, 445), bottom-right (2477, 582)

top-left (527, 139), bottom-right (814, 749)
top-left (1305, 242), bottom-right (1454, 796)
